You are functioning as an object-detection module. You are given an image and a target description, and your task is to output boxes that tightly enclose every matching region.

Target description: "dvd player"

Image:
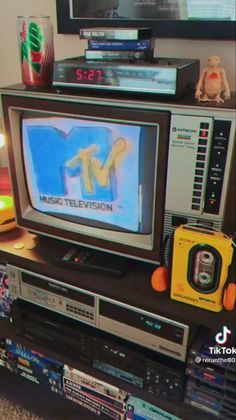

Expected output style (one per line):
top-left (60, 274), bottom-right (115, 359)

top-left (7, 265), bottom-right (196, 361)
top-left (53, 57), bottom-right (199, 97)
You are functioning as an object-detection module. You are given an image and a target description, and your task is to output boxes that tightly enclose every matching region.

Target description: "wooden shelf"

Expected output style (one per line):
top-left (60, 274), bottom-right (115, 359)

top-left (0, 228), bottom-right (235, 333)
top-left (0, 228), bottom-right (234, 419)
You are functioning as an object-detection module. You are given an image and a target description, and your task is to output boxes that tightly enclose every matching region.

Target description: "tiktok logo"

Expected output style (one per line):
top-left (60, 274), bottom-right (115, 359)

top-left (215, 326), bottom-right (231, 345)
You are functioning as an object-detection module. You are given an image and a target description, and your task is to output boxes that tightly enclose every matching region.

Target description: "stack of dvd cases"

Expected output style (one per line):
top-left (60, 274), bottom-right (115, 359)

top-left (80, 27), bottom-right (154, 61)
top-left (184, 327), bottom-right (236, 419)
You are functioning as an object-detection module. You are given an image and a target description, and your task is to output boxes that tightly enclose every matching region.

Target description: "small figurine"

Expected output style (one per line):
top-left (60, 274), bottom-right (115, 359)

top-left (195, 55), bottom-right (231, 103)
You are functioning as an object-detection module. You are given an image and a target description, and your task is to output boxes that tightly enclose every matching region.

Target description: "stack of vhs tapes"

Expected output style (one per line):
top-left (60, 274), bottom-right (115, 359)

top-left (80, 27), bottom-right (154, 62)
top-left (3, 339), bottom-right (63, 395)
top-left (63, 364), bottom-right (128, 419)
top-left (184, 327), bottom-right (236, 418)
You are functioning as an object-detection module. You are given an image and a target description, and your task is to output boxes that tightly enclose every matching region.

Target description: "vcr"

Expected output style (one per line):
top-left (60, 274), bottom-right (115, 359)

top-left (7, 265), bottom-right (196, 361)
top-left (10, 299), bottom-right (185, 402)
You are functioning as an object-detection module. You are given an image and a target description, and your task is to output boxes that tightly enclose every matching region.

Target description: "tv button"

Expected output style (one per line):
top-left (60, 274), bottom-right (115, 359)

top-left (193, 184), bottom-right (202, 190)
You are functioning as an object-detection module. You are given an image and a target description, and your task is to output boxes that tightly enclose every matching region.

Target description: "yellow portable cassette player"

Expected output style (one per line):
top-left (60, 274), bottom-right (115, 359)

top-left (170, 224), bottom-right (234, 312)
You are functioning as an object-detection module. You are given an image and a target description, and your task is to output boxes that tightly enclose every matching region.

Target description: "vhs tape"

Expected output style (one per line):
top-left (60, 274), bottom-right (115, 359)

top-left (126, 396), bottom-right (181, 420)
top-left (185, 396), bottom-right (236, 419)
top-left (4, 338), bottom-right (63, 393)
top-left (5, 351), bottom-right (63, 394)
top-left (65, 392), bottom-right (106, 418)
top-left (64, 365), bottom-right (127, 402)
top-left (63, 377), bottom-right (125, 411)
top-left (5, 339), bottom-right (63, 373)
top-left (88, 39), bottom-right (153, 51)
top-left (184, 396), bottom-right (219, 417)
top-left (64, 383), bottom-right (125, 420)
top-left (80, 27), bottom-right (152, 41)
top-left (85, 49), bottom-right (153, 61)
top-left (185, 389), bottom-right (236, 414)
top-left (186, 364), bottom-right (236, 392)
top-left (186, 378), bottom-right (236, 406)
top-left (187, 357), bottom-right (236, 383)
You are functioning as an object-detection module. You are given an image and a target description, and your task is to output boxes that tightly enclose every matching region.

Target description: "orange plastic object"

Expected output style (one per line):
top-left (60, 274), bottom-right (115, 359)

top-left (151, 266), bottom-right (169, 292)
top-left (223, 283), bottom-right (236, 311)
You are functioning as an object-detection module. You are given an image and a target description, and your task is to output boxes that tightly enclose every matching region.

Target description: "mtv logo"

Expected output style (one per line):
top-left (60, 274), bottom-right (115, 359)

top-left (27, 125), bottom-right (126, 202)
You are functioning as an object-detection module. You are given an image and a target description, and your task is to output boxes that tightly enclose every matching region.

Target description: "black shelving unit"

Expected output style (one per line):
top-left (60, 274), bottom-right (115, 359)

top-left (0, 367), bottom-right (108, 419)
top-left (0, 228), bottom-right (232, 419)
top-left (0, 318), bottom-right (214, 420)
top-left (0, 229), bottom-right (235, 333)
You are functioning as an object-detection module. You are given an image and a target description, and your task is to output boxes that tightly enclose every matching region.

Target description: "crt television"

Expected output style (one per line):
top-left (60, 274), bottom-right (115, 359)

top-left (1, 90), bottom-right (169, 264)
top-left (1, 87), bottom-right (235, 265)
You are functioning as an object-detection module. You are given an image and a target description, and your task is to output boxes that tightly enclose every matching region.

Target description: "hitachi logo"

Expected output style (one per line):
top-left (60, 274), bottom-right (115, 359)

top-left (172, 127), bottom-right (197, 133)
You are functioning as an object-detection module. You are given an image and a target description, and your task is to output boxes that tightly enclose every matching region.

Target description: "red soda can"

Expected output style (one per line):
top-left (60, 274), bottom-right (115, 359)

top-left (17, 16), bottom-right (54, 86)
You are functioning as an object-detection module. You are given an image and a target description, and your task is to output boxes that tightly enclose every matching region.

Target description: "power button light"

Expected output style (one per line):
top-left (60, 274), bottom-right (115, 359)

top-left (199, 130), bottom-right (208, 138)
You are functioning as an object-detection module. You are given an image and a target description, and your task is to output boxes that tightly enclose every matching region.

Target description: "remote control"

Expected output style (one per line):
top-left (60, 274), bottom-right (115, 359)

top-left (57, 246), bottom-right (125, 277)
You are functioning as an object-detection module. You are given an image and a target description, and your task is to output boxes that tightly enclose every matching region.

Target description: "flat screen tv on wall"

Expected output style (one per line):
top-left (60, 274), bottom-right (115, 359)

top-left (56, 0), bottom-right (236, 40)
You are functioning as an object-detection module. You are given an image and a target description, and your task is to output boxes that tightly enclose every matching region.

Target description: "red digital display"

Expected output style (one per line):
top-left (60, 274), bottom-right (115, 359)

top-left (75, 68), bottom-right (103, 83)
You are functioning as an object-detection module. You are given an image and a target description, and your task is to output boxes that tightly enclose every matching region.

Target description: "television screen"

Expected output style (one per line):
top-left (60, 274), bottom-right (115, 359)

top-left (56, 0), bottom-right (236, 39)
top-left (22, 115), bottom-right (158, 234)
top-left (1, 91), bottom-right (170, 263)
top-left (71, 0), bottom-right (235, 21)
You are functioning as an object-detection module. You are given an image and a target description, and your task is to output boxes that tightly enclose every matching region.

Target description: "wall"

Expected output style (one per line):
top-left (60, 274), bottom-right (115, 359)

top-left (0, 0), bottom-right (235, 164)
